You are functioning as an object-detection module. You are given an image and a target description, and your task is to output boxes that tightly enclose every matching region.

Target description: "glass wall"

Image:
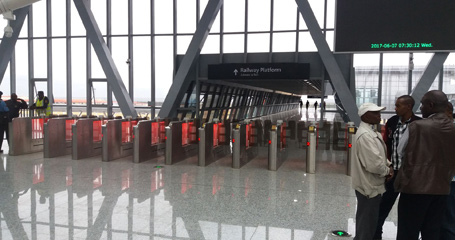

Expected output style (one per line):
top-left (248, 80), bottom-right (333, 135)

top-left (0, 0), bottom-right (453, 118)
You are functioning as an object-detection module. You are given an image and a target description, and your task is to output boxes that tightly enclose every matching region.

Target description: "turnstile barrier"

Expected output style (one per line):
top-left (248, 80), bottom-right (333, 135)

top-left (9, 117), bottom-right (50, 156)
top-left (198, 120), bottom-right (231, 166)
top-left (44, 117), bottom-right (77, 158)
top-left (165, 119), bottom-right (200, 165)
top-left (268, 121), bottom-right (288, 171)
top-left (72, 118), bottom-right (108, 160)
top-left (133, 119), bottom-right (167, 163)
top-left (232, 120), bottom-right (261, 169)
top-left (346, 122), bottom-right (356, 176)
top-left (306, 122), bottom-right (317, 173)
top-left (102, 118), bottom-right (140, 162)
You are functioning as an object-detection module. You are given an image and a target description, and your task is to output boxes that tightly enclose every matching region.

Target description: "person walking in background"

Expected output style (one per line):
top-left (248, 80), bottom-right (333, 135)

top-left (314, 101), bottom-right (318, 111)
top-left (306, 100), bottom-right (309, 110)
top-left (395, 90), bottom-right (455, 239)
top-left (0, 91), bottom-right (9, 153)
top-left (374, 95), bottom-right (421, 239)
top-left (30, 91), bottom-right (51, 116)
top-left (352, 102), bottom-right (393, 239)
top-left (299, 99), bottom-right (303, 110)
top-left (440, 101), bottom-right (455, 240)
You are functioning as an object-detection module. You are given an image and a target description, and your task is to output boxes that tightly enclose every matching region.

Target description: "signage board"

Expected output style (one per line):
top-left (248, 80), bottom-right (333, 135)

top-left (208, 63), bottom-right (310, 80)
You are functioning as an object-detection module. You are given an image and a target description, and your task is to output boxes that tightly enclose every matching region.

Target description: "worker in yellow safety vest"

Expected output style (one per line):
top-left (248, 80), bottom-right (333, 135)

top-left (30, 91), bottom-right (51, 116)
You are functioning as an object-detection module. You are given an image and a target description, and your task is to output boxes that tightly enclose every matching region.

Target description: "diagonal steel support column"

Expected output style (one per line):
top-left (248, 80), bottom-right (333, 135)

top-left (411, 52), bottom-right (449, 112)
top-left (0, 7), bottom-right (30, 85)
top-left (295, 0), bottom-right (360, 125)
top-left (158, 0), bottom-right (223, 118)
top-left (73, 0), bottom-right (137, 118)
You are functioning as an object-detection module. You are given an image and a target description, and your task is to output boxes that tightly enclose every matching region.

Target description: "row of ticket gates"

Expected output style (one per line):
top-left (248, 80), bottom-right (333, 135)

top-left (8, 111), bottom-right (357, 174)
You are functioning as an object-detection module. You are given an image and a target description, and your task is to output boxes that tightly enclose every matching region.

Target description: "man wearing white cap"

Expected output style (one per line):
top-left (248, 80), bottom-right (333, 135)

top-left (352, 102), bottom-right (393, 240)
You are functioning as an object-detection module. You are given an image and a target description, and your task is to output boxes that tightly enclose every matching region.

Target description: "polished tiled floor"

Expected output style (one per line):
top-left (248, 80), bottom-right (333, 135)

top-left (0, 133), bottom-right (399, 240)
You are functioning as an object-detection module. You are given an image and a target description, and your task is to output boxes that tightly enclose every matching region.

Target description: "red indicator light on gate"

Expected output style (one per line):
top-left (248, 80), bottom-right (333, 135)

top-left (165, 136), bottom-right (167, 140)
top-left (348, 143), bottom-right (352, 148)
top-left (198, 137), bottom-right (200, 141)
top-left (306, 142), bottom-right (310, 146)
top-left (232, 139), bottom-right (235, 143)
top-left (268, 140), bottom-right (272, 144)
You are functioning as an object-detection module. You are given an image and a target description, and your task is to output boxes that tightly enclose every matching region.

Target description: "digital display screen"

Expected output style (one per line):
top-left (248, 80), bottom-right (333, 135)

top-left (334, 0), bottom-right (455, 53)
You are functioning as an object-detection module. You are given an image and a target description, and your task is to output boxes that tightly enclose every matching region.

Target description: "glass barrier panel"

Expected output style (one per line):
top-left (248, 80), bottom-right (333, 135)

top-left (151, 122), bottom-right (159, 145)
top-left (93, 120), bottom-right (103, 142)
top-left (213, 123), bottom-right (219, 147)
top-left (182, 122), bottom-right (189, 145)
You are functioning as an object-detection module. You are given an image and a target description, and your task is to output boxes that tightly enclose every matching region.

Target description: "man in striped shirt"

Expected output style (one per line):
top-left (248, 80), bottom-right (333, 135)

top-left (374, 95), bottom-right (421, 240)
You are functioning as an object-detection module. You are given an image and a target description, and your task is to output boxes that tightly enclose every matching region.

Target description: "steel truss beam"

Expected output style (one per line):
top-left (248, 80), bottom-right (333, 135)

top-left (73, 0), bottom-right (137, 118)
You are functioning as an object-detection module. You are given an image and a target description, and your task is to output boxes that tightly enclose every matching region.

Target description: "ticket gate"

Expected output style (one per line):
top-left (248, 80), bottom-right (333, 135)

top-left (43, 117), bottom-right (77, 158)
top-left (102, 118), bottom-right (139, 162)
top-left (72, 118), bottom-right (108, 160)
top-left (306, 122), bottom-right (317, 173)
top-left (198, 120), bottom-right (231, 166)
top-left (232, 120), bottom-right (262, 169)
top-left (132, 119), bottom-right (167, 163)
top-left (9, 117), bottom-right (49, 156)
top-left (346, 122), bottom-right (356, 176)
top-left (268, 121), bottom-right (288, 171)
top-left (165, 119), bottom-right (199, 165)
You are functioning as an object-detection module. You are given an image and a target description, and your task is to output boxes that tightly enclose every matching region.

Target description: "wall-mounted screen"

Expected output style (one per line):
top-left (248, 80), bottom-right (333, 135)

top-left (334, 0), bottom-right (455, 53)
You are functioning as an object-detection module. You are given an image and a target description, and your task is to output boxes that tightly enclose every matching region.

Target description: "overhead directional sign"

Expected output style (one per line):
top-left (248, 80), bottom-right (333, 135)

top-left (208, 63), bottom-right (310, 80)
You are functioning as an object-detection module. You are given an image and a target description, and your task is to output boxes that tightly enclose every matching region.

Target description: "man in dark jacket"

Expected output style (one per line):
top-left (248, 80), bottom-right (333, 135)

top-left (374, 95), bottom-right (421, 239)
top-left (395, 90), bottom-right (455, 239)
top-left (5, 93), bottom-right (28, 145)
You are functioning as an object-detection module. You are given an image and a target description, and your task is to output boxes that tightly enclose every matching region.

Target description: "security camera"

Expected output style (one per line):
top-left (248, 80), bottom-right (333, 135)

top-left (4, 25), bottom-right (12, 37)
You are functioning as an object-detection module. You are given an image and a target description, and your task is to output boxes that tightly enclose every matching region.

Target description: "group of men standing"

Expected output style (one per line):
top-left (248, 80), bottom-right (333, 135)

top-left (0, 91), bottom-right (51, 153)
top-left (352, 90), bottom-right (455, 239)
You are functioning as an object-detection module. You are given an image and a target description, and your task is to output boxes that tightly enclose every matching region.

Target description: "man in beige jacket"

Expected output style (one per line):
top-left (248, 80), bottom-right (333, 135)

top-left (352, 102), bottom-right (393, 240)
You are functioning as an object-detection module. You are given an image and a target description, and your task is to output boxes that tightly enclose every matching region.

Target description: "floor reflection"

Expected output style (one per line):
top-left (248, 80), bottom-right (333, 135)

top-left (0, 122), bottom-right (398, 239)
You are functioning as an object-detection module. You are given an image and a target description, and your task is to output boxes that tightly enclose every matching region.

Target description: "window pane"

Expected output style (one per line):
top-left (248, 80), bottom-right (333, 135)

top-left (72, 39), bottom-right (86, 100)
top-left (177, 0), bottom-right (196, 34)
top-left (15, 40), bottom-right (29, 99)
top-left (91, 47), bottom-right (105, 79)
top-left (273, 0), bottom-right (297, 31)
top-left (53, 39), bottom-right (67, 101)
top-left (273, 33), bottom-right (296, 52)
top-left (298, 32), bottom-right (316, 52)
top-left (155, 0), bottom-right (173, 34)
top-left (326, 30), bottom-right (334, 51)
top-left (248, 0), bottom-right (271, 32)
top-left (112, 0), bottom-right (128, 35)
top-left (224, 0), bottom-right (245, 32)
top-left (224, 34), bottom-right (244, 53)
top-left (177, 36), bottom-right (191, 55)
top-left (326, 0), bottom-right (335, 29)
top-left (32, 1), bottom-right (46, 37)
top-left (443, 53), bottom-right (455, 95)
top-left (51, 0), bottom-right (66, 36)
top-left (247, 34), bottom-right (269, 52)
top-left (71, 3), bottom-right (86, 36)
top-left (111, 37), bottom-right (129, 92)
top-left (19, 16), bottom-right (28, 38)
top-left (201, 35), bottom-right (220, 54)
top-left (309, 0), bottom-right (324, 28)
top-left (92, 0), bottom-right (106, 35)
top-left (133, 0), bottom-right (151, 34)
top-left (133, 37), bottom-right (151, 105)
top-left (34, 40), bottom-right (47, 78)
top-left (155, 36), bottom-right (173, 107)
